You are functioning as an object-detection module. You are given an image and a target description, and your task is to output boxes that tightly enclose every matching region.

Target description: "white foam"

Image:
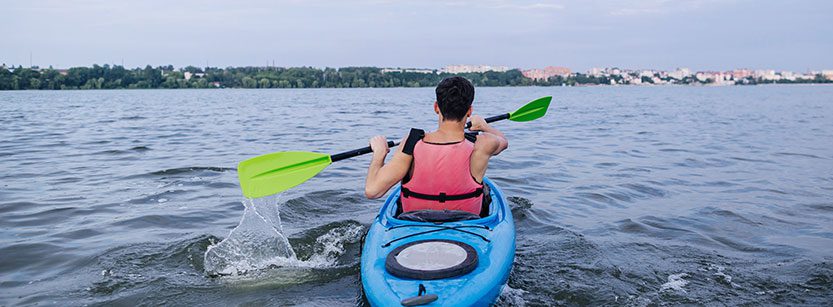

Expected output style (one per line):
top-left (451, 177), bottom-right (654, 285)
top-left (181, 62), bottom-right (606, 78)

top-left (660, 273), bottom-right (688, 292)
top-left (708, 263), bottom-right (741, 288)
top-left (302, 222), bottom-right (363, 267)
top-left (496, 285), bottom-right (526, 306)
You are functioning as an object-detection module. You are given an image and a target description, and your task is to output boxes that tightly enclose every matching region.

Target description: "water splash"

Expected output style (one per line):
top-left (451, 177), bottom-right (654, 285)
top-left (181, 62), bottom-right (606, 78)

top-left (204, 195), bottom-right (297, 276)
top-left (496, 285), bottom-right (527, 306)
top-left (203, 195), bottom-right (366, 277)
top-left (305, 221), bottom-right (364, 266)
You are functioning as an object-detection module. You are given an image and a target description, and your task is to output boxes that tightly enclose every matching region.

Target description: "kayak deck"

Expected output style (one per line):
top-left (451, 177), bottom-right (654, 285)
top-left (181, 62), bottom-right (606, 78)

top-left (361, 177), bottom-right (515, 306)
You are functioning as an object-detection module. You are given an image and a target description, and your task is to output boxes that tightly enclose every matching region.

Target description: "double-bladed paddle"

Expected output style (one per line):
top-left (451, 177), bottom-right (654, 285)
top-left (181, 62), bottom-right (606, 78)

top-left (238, 96), bottom-right (552, 198)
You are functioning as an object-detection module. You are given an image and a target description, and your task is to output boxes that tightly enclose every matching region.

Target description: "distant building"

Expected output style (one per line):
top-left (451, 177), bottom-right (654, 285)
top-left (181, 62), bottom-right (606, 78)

top-left (729, 69), bottom-right (752, 79)
top-left (754, 70), bottom-right (779, 81)
top-left (822, 70), bottom-right (833, 80)
top-left (668, 68), bottom-right (691, 80)
top-left (440, 65), bottom-right (509, 74)
top-left (380, 68), bottom-right (435, 74)
top-left (588, 68), bottom-right (604, 76)
top-left (695, 71), bottom-right (716, 82)
top-left (183, 72), bottom-right (206, 80)
top-left (404, 68), bottom-right (434, 74)
top-left (692, 71), bottom-right (733, 85)
top-left (521, 66), bottom-right (571, 80)
top-left (796, 73), bottom-right (815, 80)
top-left (780, 71), bottom-right (796, 81)
top-left (587, 67), bottom-right (625, 77)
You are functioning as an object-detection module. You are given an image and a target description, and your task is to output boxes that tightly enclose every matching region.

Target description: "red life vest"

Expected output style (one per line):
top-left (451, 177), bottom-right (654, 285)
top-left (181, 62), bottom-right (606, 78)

top-left (400, 129), bottom-right (484, 214)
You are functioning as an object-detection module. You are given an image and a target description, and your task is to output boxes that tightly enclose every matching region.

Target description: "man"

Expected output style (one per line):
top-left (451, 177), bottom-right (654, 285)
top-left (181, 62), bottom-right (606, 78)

top-left (364, 76), bottom-right (508, 216)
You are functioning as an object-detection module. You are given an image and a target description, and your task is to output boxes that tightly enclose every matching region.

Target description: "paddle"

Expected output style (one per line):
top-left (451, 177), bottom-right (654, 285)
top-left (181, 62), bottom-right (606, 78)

top-left (237, 96), bottom-right (552, 198)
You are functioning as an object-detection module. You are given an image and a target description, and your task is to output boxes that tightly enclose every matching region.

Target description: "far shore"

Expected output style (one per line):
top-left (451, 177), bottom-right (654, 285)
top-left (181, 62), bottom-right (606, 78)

top-left (2, 65), bottom-right (830, 91)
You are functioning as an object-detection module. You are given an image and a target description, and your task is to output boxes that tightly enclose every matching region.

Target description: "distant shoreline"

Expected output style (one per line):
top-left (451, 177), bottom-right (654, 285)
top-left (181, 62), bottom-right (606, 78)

top-left (4, 83), bottom-right (833, 92)
top-left (1, 65), bottom-right (830, 91)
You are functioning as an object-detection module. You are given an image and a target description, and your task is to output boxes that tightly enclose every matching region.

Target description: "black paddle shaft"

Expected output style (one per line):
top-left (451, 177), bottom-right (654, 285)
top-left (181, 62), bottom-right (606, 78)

top-left (465, 113), bottom-right (509, 129)
top-left (330, 112), bottom-right (509, 163)
top-left (331, 141), bottom-right (398, 162)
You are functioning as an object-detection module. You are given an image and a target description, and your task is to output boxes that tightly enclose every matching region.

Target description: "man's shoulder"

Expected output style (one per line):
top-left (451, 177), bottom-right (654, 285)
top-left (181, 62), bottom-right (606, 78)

top-left (472, 133), bottom-right (500, 153)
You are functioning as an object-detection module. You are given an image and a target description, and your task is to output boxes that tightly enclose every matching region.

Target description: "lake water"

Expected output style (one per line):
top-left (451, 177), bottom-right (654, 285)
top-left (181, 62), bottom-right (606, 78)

top-left (1, 86), bottom-right (832, 305)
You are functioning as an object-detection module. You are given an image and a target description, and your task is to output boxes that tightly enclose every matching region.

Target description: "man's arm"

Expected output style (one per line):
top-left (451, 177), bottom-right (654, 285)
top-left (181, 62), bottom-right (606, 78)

top-left (469, 115), bottom-right (509, 182)
top-left (365, 134), bottom-right (412, 199)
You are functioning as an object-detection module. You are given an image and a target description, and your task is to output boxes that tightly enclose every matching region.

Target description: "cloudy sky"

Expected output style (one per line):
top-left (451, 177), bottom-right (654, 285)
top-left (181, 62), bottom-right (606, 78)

top-left (2, 0), bottom-right (832, 71)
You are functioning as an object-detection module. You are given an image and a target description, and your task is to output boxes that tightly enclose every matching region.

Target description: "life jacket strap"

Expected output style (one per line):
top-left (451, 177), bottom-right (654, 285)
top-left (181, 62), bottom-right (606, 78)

top-left (402, 128), bottom-right (425, 156)
top-left (401, 187), bottom-right (483, 203)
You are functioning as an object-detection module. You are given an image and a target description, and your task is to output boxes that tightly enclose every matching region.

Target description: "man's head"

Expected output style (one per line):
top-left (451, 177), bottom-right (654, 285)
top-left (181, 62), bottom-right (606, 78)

top-left (435, 76), bottom-right (474, 122)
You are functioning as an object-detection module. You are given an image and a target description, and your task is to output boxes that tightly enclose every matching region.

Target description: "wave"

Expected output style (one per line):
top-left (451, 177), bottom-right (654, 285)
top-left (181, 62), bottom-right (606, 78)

top-left (122, 166), bottom-right (235, 179)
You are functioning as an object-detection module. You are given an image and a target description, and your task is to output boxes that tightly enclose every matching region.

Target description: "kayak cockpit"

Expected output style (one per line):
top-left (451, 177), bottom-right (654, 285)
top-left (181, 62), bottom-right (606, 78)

top-left (397, 209), bottom-right (481, 223)
top-left (361, 177), bottom-right (515, 306)
top-left (379, 181), bottom-right (504, 229)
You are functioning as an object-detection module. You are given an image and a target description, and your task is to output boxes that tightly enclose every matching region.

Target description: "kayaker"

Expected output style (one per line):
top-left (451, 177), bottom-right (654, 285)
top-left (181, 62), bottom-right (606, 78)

top-left (364, 76), bottom-right (508, 216)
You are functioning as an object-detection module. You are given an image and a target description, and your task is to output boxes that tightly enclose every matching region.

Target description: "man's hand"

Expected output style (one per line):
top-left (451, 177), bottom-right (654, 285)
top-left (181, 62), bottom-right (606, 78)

top-left (369, 135), bottom-right (390, 157)
top-left (365, 134), bottom-right (411, 199)
top-left (469, 115), bottom-right (490, 132)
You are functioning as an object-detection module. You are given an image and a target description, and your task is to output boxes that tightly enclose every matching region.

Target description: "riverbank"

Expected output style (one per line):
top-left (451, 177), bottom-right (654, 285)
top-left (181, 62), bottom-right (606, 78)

top-left (1, 65), bottom-right (830, 91)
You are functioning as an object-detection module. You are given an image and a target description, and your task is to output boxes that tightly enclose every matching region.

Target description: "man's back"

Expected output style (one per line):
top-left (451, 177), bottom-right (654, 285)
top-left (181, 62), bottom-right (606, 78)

top-left (363, 77), bottom-right (508, 216)
top-left (400, 131), bottom-right (483, 214)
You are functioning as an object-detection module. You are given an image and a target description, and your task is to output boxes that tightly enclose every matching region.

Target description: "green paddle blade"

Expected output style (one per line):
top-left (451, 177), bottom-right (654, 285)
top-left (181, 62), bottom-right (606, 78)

top-left (509, 96), bottom-right (552, 122)
top-left (238, 151), bottom-right (332, 198)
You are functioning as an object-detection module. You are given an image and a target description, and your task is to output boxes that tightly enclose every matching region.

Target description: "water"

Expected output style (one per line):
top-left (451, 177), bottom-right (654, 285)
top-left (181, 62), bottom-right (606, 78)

top-left (203, 195), bottom-right (296, 276)
top-left (1, 86), bottom-right (832, 305)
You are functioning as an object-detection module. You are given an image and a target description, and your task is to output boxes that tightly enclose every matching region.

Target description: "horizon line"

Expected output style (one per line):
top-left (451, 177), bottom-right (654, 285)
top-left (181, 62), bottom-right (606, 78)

top-left (3, 63), bottom-right (831, 74)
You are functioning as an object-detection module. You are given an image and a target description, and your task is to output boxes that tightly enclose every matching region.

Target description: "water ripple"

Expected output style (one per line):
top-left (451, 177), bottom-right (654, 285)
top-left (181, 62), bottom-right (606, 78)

top-left (2, 86), bottom-right (833, 305)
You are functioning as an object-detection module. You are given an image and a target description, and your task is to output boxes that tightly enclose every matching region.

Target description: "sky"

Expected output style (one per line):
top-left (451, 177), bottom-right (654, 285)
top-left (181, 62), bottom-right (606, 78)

top-left (2, 0), bottom-right (832, 72)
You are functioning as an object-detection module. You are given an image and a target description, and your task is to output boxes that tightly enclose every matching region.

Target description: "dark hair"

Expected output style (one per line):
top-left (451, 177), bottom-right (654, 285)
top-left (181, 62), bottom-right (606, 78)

top-left (435, 76), bottom-right (474, 121)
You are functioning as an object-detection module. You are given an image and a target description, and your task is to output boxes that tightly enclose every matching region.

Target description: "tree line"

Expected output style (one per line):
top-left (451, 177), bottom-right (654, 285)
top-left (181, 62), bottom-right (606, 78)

top-left (0, 64), bottom-right (829, 90)
top-left (0, 65), bottom-right (554, 90)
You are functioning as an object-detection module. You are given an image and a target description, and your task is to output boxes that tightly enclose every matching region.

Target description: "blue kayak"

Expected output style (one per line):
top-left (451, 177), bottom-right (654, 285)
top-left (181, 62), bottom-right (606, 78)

top-left (361, 177), bottom-right (516, 306)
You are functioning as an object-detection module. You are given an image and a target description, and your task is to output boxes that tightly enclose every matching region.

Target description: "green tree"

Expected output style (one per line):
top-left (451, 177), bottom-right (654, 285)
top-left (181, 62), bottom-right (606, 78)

top-left (259, 78), bottom-right (271, 88)
top-left (241, 77), bottom-right (255, 88)
top-left (29, 78), bottom-right (41, 89)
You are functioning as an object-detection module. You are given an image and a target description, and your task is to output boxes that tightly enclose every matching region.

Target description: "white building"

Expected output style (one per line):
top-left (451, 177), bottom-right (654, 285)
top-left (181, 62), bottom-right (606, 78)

top-left (381, 68), bottom-right (435, 74)
top-left (638, 70), bottom-right (655, 78)
top-left (440, 65), bottom-right (509, 74)
top-left (668, 68), bottom-right (691, 80)
top-left (695, 72), bottom-right (718, 83)
top-left (780, 71), bottom-right (796, 81)
top-left (754, 70), bottom-right (779, 81)
top-left (183, 72), bottom-right (206, 80)
top-left (588, 68), bottom-right (604, 76)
